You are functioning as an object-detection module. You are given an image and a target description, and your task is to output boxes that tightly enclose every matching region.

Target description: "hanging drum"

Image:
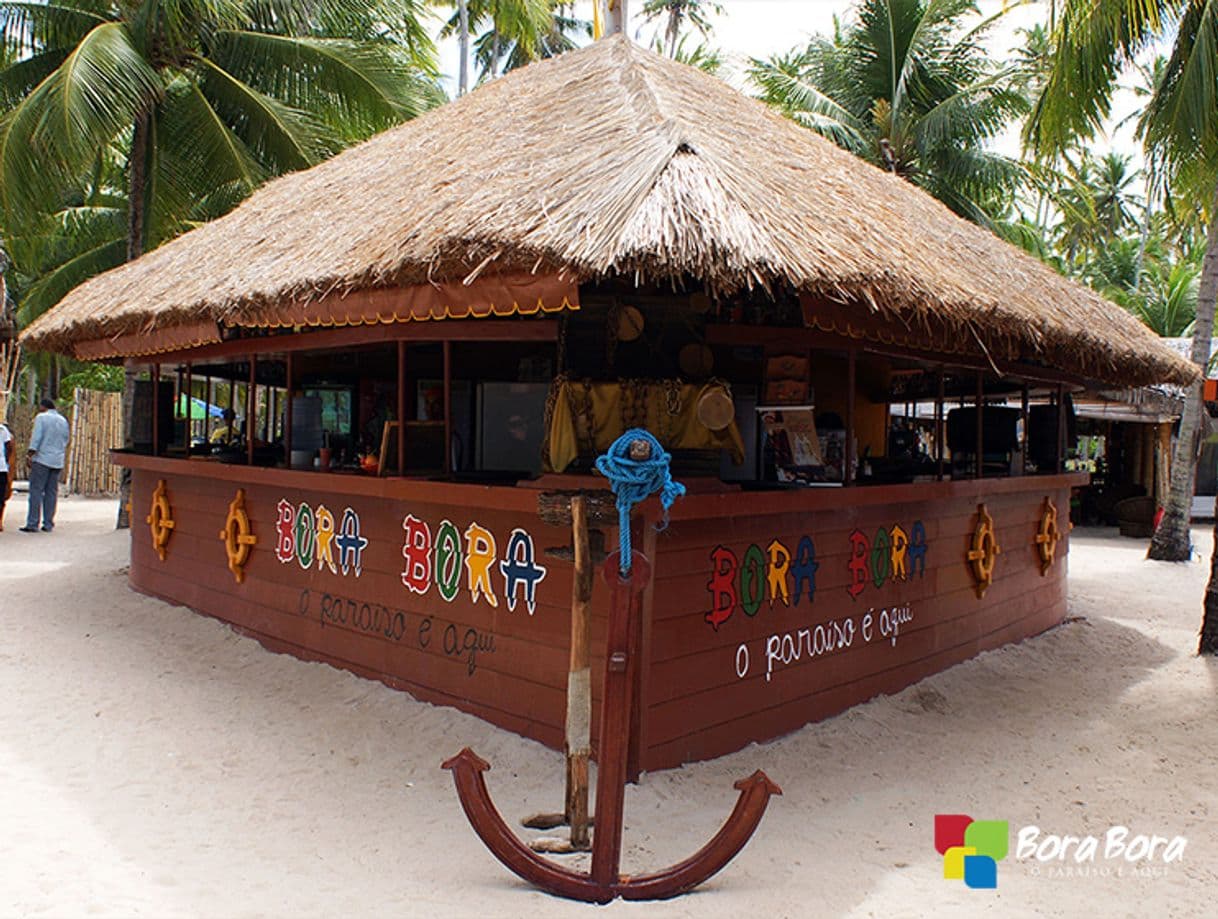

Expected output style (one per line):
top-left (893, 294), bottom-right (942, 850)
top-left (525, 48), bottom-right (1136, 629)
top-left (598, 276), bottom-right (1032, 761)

top-left (696, 383), bottom-right (735, 432)
top-left (616, 305), bottom-right (645, 342)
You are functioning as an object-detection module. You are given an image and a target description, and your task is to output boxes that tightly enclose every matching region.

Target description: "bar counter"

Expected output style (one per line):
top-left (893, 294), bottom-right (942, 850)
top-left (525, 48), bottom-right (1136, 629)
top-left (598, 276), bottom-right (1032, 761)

top-left (117, 453), bottom-right (1086, 772)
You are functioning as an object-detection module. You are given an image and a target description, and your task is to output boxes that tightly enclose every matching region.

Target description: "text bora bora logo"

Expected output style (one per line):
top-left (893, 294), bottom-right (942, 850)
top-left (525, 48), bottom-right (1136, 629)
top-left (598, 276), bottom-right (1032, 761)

top-left (401, 515), bottom-right (548, 615)
top-left (707, 522), bottom-right (929, 631)
top-left (274, 501), bottom-right (548, 615)
top-left (935, 815), bottom-right (1187, 890)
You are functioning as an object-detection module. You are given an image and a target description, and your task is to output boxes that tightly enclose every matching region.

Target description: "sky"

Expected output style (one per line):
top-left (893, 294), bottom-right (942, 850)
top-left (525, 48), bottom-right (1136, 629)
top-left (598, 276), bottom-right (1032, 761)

top-left (433, 0), bottom-right (1148, 162)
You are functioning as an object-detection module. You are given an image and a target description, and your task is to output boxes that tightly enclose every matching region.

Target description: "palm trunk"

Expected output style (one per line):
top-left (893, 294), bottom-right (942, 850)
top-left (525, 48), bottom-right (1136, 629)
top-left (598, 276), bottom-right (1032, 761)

top-left (1134, 163), bottom-right (1155, 292)
top-left (1149, 179), bottom-right (1218, 563)
top-left (116, 107), bottom-right (151, 530)
top-left (1198, 185), bottom-right (1218, 652)
top-left (458, 0), bottom-right (470, 95)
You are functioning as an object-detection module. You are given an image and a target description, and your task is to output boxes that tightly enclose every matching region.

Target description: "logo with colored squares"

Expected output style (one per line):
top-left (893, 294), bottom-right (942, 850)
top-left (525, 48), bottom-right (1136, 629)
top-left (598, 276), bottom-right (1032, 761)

top-left (935, 814), bottom-right (1009, 889)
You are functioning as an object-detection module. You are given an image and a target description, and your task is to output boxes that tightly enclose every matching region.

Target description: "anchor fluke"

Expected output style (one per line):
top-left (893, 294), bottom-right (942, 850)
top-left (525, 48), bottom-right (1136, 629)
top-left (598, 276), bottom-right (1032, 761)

top-left (440, 747), bottom-right (489, 773)
top-left (735, 769), bottom-right (783, 797)
top-left (617, 769), bottom-right (782, 900)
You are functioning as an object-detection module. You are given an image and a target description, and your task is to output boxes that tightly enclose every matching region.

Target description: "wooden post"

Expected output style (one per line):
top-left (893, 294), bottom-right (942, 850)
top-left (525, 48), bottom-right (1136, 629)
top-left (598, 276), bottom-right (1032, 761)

top-left (565, 495), bottom-right (593, 849)
top-left (975, 372), bottom-right (984, 479)
top-left (184, 363), bottom-right (192, 448)
top-left (1142, 424), bottom-right (1156, 496)
top-left (845, 350), bottom-right (856, 486)
top-left (1157, 422), bottom-right (1172, 508)
top-left (176, 365), bottom-right (184, 449)
top-left (443, 341), bottom-right (453, 475)
top-left (397, 341), bottom-right (407, 477)
top-left (247, 356), bottom-right (257, 466)
top-left (151, 364), bottom-right (160, 457)
top-left (1056, 384), bottom-right (1066, 473)
top-left (285, 353), bottom-right (294, 466)
top-left (204, 374), bottom-right (212, 443)
top-left (935, 368), bottom-right (945, 481)
top-left (1020, 384), bottom-right (1030, 473)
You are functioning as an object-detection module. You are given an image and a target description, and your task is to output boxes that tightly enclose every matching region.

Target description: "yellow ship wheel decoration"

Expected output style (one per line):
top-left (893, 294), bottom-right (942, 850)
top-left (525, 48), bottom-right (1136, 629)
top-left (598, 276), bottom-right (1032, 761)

top-left (218, 488), bottom-right (257, 584)
top-left (967, 503), bottom-right (1001, 598)
top-left (145, 479), bottom-right (176, 561)
top-left (1035, 497), bottom-right (1063, 576)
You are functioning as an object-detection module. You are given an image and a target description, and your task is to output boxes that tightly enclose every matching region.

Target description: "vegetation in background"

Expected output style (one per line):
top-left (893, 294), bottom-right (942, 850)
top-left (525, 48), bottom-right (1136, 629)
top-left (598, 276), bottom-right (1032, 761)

top-left (0, 0), bottom-right (442, 333)
top-left (748, 0), bottom-right (1030, 228)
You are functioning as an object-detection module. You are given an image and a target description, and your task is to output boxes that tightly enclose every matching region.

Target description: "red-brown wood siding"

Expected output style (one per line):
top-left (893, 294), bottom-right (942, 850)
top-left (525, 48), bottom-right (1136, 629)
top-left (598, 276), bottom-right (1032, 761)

top-left (641, 483), bottom-right (1075, 769)
top-left (121, 456), bottom-right (1082, 774)
top-left (128, 466), bottom-right (602, 753)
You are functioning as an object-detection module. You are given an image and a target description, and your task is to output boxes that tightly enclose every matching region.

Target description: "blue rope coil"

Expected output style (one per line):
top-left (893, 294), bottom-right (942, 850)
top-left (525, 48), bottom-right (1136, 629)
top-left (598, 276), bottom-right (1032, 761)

top-left (594, 429), bottom-right (685, 575)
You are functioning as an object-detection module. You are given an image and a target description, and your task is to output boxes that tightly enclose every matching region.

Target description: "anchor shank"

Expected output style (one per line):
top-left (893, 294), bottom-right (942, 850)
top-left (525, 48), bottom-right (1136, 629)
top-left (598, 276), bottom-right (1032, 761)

top-left (591, 549), bottom-right (650, 887)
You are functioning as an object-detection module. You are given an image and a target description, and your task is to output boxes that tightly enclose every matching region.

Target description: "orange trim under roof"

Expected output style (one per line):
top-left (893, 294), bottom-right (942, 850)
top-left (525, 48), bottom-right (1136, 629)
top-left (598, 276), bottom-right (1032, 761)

top-left (70, 273), bottom-right (579, 360)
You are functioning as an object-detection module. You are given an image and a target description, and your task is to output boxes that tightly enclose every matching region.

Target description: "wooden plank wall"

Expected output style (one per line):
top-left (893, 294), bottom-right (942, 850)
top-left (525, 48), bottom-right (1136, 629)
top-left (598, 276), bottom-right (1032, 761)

top-left (641, 485), bottom-right (1071, 769)
top-left (129, 469), bottom-right (605, 752)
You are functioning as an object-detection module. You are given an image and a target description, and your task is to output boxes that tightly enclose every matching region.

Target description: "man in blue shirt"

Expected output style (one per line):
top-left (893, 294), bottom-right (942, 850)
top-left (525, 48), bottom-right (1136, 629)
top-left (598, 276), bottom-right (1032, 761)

top-left (21, 398), bottom-right (70, 533)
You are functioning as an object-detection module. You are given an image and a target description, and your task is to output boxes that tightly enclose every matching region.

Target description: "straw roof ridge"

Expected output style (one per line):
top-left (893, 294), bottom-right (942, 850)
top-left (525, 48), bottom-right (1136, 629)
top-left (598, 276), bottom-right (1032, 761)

top-left (20, 35), bottom-right (1196, 387)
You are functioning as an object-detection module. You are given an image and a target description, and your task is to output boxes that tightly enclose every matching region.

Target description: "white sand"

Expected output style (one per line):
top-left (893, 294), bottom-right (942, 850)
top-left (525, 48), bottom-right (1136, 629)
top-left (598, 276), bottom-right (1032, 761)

top-left (1, 494), bottom-right (1215, 918)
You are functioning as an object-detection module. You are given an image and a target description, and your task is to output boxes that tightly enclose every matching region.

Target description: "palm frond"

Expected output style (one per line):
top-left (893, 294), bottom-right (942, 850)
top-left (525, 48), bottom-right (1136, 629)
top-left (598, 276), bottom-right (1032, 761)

top-left (0, 21), bottom-right (161, 223)
top-left (0, 1), bottom-right (109, 57)
top-left (197, 54), bottom-right (326, 170)
top-left (210, 30), bottom-right (435, 140)
top-left (16, 236), bottom-right (125, 326)
top-left (1026, 0), bottom-right (1186, 155)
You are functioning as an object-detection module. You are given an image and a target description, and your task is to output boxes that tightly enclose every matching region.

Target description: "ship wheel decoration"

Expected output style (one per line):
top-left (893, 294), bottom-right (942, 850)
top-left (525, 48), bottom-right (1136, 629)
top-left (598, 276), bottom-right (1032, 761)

top-left (145, 478), bottom-right (175, 561)
top-left (218, 488), bottom-right (257, 584)
top-left (1035, 497), bottom-right (1063, 576)
top-left (967, 503), bottom-right (1001, 598)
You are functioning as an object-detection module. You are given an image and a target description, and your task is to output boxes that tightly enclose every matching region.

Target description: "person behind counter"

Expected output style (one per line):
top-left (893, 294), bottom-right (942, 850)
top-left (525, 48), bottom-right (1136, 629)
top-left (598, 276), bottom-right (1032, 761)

top-left (210, 408), bottom-right (241, 445)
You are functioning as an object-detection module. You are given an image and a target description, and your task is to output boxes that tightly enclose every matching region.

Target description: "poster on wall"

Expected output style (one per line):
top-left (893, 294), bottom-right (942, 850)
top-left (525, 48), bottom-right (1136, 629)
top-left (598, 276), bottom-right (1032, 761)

top-left (759, 407), bottom-right (842, 484)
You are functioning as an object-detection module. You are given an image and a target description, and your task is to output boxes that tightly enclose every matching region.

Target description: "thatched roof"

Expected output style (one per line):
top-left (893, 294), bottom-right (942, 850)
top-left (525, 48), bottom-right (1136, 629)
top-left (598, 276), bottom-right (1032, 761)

top-left (20, 35), bottom-right (1195, 387)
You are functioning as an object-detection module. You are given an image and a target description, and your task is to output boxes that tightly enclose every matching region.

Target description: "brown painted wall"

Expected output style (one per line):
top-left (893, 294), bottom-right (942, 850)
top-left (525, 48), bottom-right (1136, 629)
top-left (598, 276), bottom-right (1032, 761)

top-left (124, 456), bottom-right (1081, 775)
top-left (640, 481), bottom-right (1074, 768)
top-left (129, 465), bottom-right (599, 752)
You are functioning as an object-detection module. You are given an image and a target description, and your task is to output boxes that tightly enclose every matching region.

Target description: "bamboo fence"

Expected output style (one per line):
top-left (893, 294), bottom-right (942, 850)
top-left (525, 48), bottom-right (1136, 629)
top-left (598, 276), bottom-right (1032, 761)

top-left (5, 403), bottom-right (35, 480)
top-left (2, 385), bottom-right (123, 492)
top-left (64, 388), bottom-right (122, 495)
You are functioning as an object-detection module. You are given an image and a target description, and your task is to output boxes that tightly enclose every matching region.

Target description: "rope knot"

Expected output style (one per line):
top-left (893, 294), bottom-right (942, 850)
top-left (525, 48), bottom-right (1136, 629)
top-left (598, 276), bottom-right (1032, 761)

top-left (594, 429), bottom-right (685, 574)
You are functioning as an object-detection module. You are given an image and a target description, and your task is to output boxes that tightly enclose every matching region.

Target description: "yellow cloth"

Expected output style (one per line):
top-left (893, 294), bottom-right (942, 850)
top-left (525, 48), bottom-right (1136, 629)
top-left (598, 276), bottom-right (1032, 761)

top-left (209, 424), bottom-right (237, 444)
top-left (545, 380), bottom-right (745, 473)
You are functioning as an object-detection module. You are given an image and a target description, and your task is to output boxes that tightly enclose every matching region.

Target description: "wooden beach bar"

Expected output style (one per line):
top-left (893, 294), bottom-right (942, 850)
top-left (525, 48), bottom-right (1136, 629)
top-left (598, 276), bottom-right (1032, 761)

top-left (22, 37), bottom-right (1195, 773)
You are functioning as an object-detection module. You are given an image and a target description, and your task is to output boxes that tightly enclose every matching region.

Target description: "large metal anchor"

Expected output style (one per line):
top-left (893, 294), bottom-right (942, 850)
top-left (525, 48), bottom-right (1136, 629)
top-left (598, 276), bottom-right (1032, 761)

top-left (444, 430), bottom-right (780, 903)
top-left (444, 550), bottom-right (780, 902)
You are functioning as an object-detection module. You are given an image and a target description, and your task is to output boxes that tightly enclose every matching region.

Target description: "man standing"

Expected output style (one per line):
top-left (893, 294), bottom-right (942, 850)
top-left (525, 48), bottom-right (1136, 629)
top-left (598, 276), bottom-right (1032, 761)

top-left (21, 398), bottom-right (70, 533)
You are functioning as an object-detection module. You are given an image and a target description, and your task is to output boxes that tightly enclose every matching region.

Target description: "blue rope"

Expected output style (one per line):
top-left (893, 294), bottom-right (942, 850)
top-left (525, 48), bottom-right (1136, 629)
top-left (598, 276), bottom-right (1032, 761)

top-left (594, 429), bottom-right (685, 575)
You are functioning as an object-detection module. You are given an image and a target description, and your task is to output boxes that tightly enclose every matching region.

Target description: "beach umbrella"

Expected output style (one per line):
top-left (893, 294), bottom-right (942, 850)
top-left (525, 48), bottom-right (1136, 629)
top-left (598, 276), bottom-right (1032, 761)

top-left (178, 394), bottom-right (224, 420)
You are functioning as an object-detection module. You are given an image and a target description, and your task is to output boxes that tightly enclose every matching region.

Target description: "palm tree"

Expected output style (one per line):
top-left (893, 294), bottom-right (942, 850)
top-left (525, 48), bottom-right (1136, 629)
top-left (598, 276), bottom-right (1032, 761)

top-left (748, 0), bottom-right (1030, 229)
top-left (1049, 151), bottom-right (1144, 270)
top-left (0, 0), bottom-right (437, 260)
top-left (0, 0), bottom-right (439, 524)
top-left (1027, 0), bottom-right (1218, 651)
top-left (1126, 259), bottom-right (1200, 338)
top-left (437, 0), bottom-right (577, 89)
top-left (642, 0), bottom-right (722, 59)
top-left (650, 33), bottom-right (722, 75)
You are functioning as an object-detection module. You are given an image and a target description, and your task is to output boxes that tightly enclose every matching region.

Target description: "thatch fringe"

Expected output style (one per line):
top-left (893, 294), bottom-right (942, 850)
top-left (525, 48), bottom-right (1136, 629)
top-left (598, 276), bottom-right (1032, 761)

top-left (20, 36), bottom-right (1195, 388)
